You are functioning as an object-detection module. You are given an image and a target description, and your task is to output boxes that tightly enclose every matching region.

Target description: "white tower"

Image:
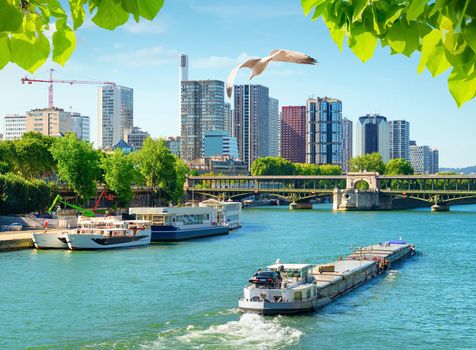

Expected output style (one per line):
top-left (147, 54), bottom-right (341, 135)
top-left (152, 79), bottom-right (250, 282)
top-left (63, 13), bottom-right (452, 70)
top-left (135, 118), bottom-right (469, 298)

top-left (179, 54), bottom-right (188, 81)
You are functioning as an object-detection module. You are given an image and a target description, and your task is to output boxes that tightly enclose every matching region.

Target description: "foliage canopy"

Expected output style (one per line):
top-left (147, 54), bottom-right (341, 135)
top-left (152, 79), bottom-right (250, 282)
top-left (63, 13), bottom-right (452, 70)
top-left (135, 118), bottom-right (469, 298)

top-left (349, 153), bottom-right (386, 174)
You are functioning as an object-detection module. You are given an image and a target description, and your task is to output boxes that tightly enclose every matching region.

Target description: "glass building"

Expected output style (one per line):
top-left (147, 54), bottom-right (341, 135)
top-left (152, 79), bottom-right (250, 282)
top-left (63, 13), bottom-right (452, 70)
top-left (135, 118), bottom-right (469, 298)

top-left (342, 117), bottom-right (353, 172)
top-left (356, 114), bottom-right (389, 163)
top-left (388, 120), bottom-right (410, 161)
top-left (203, 130), bottom-right (239, 159)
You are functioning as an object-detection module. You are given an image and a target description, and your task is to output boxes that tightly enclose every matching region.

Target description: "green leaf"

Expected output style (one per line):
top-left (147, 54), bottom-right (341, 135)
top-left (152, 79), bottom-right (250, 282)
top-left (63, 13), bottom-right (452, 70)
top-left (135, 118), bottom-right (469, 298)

top-left (0, 0), bottom-right (23, 31)
top-left (418, 29), bottom-right (441, 74)
top-left (121, 0), bottom-right (140, 21)
top-left (407, 0), bottom-right (427, 21)
top-left (349, 27), bottom-right (377, 62)
top-left (429, 0), bottom-right (445, 17)
top-left (92, 0), bottom-right (129, 30)
top-left (426, 44), bottom-right (451, 76)
top-left (52, 24), bottom-right (76, 65)
top-left (137, 0), bottom-right (164, 21)
top-left (464, 21), bottom-right (476, 53)
top-left (311, 2), bottom-right (328, 20)
top-left (330, 28), bottom-right (346, 51)
top-left (384, 7), bottom-right (403, 28)
top-left (69, 0), bottom-right (86, 29)
top-left (387, 21), bottom-right (419, 56)
top-left (10, 33), bottom-right (50, 73)
top-left (0, 35), bottom-right (11, 69)
top-left (352, 0), bottom-right (369, 22)
top-left (448, 69), bottom-right (476, 107)
top-left (301, 0), bottom-right (326, 16)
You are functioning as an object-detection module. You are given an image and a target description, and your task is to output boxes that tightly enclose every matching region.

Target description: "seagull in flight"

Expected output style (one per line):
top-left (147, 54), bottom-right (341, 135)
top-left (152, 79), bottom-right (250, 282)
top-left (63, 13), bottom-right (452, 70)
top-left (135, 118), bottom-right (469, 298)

top-left (226, 49), bottom-right (317, 98)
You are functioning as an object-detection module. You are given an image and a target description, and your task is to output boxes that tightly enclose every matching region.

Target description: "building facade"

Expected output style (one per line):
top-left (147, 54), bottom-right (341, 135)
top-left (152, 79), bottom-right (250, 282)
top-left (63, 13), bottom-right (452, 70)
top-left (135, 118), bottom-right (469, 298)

top-left (203, 130), bottom-right (239, 159)
top-left (4, 114), bottom-right (26, 140)
top-left (356, 114), bottom-right (389, 163)
top-left (342, 117), bottom-right (353, 172)
top-left (180, 80), bottom-right (225, 162)
top-left (165, 136), bottom-right (181, 157)
top-left (409, 145), bottom-right (431, 174)
top-left (268, 97), bottom-right (279, 157)
top-left (71, 113), bottom-right (90, 141)
top-left (430, 148), bottom-right (439, 174)
top-left (388, 120), bottom-right (410, 160)
top-left (280, 106), bottom-right (306, 163)
top-left (98, 85), bottom-right (133, 149)
top-left (25, 108), bottom-right (72, 136)
top-left (224, 102), bottom-right (233, 136)
top-left (306, 97), bottom-right (343, 165)
top-left (233, 84), bottom-right (269, 169)
top-left (127, 126), bottom-right (150, 150)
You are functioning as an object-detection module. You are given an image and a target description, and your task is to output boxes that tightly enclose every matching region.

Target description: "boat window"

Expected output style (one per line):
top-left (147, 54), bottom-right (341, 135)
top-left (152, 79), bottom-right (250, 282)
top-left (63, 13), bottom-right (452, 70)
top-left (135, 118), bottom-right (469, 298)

top-left (294, 291), bottom-right (302, 302)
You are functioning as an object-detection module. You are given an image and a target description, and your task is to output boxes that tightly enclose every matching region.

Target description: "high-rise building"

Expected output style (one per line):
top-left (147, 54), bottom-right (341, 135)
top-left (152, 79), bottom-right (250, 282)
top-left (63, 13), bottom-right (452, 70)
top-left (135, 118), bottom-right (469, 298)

top-left (25, 107), bottom-right (72, 136)
top-left (280, 106), bottom-right (306, 163)
top-left (165, 136), bottom-right (181, 157)
top-left (356, 114), bottom-right (389, 163)
top-left (180, 80), bottom-right (225, 161)
top-left (98, 85), bottom-right (133, 149)
top-left (224, 102), bottom-right (233, 136)
top-left (127, 126), bottom-right (150, 150)
top-left (306, 97), bottom-right (343, 165)
top-left (388, 120), bottom-right (410, 160)
top-left (233, 84), bottom-right (269, 169)
top-left (409, 144), bottom-right (431, 174)
top-left (342, 118), bottom-right (353, 172)
top-left (179, 54), bottom-right (188, 82)
top-left (268, 97), bottom-right (279, 157)
top-left (430, 148), bottom-right (439, 174)
top-left (4, 114), bottom-right (26, 140)
top-left (71, 112), bottom-right (90, 141)
top-left (203, 130), bottom-right (239, 159)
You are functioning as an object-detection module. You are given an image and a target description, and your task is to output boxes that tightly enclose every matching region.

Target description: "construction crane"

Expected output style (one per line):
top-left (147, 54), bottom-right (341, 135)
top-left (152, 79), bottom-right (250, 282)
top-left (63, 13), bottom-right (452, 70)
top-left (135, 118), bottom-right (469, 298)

top-left (48, 194), bottom-right (95, 217)
top-left (21, 68), bottom-right (116, 108)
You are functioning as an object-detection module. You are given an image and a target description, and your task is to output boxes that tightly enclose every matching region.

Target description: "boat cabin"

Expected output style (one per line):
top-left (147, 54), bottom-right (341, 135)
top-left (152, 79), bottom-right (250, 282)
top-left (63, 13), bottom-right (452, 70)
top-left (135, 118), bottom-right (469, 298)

top-left (129, 207), bottom-right (217, 228)
top-left (199, 199), bottom-right (242, 229)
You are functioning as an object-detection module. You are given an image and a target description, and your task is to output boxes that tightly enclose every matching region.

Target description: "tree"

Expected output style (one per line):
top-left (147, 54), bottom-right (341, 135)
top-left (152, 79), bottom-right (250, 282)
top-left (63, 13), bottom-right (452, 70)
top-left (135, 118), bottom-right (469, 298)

top-left (0, 0), bottom-right (164, 73)
top-left (250, 157), bottom-right (296, 176)
top-left (302, 0), bottom-right (476, 106)
top-left (385, 158), bottom-right (414, 175)
top-left (349, 153), bottom-right (386, 174)
top-left (100, 149), bottom-right (136, 207)
top-left (173, 157), bottom-right (189, 204)
top-left (12, 132), bottom-right (56, 179)
top-left (294, 163), bottom-right (321, 175)
top-left (319, 164), bottom-right (342, 175)
top-left (50, 133), bottom-right (100, 200)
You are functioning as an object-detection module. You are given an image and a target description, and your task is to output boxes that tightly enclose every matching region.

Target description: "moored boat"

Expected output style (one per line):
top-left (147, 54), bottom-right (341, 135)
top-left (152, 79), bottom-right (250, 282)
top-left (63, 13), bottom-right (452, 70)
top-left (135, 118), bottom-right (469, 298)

top-left (199, 199), bottom-right (242, 229)
top-left (32, 231), bottom-right (68, 249)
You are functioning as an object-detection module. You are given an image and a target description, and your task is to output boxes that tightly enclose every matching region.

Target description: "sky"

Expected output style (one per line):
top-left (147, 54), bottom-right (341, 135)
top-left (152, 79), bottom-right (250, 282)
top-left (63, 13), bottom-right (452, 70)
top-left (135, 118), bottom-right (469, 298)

top-left (0, 0), bottom-right (475, 168)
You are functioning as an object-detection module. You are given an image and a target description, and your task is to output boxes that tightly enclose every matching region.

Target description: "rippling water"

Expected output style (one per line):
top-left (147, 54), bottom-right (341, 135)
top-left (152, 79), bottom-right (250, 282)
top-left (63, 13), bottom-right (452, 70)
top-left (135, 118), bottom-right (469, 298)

top-left (1, 204), bottom-right (475, 349)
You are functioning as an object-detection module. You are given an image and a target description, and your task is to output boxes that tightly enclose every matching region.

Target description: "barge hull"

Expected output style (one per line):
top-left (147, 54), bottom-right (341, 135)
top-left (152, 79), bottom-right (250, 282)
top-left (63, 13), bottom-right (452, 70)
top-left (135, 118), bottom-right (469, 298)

top-left (151, 226), bottom-right (229, 242)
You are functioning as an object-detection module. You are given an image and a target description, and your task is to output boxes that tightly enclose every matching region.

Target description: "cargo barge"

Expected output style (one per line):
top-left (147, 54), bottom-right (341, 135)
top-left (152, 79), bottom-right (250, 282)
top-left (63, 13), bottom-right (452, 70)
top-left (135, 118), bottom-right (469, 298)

top-left (238, 241), bottom-right (415, 315)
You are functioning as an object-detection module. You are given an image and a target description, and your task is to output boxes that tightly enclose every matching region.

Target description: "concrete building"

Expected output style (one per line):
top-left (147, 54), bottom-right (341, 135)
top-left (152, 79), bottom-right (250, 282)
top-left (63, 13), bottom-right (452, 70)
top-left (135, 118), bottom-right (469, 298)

top-left (180, 80), bottom-right (225, 162)
top-left (268, 97), bottom-right (279, 157)
top-left (25, 108), bottom-right (72, 136)
top-left (430, 148), bottom-right (439, 174)
top-left (233, 84), bottom-right (269, 169)
top-left (98, 85), bottom-right (133, 149)
top-left (388, 120), bottom-right (410, 160)
top-left (306, 97), bottom-right (343, 165)
top-left (356, 114), bottom-right (389, 163)
top-left (224, 102), bottom-right (233, 136)
top-left (71, 113), bottom-right (90, 141)
top-left (3, 114), bottom-right (26, 140)
top-left (410, 144), bottom-right (431, 174)
top-left (165, 136), bottom-right (181, 157)
top-left (127, 126), bottom-right (149, 150)
top-left (280, 106), bottom-right (306, 163)
top-left (342, 117), bottom-right (353, 172)
top-left (179, 53), bottom-right (188, 82)
top-left (189, 156), bottom-right (248, 175)
top-left (203, 130), bottom-right (239, 159)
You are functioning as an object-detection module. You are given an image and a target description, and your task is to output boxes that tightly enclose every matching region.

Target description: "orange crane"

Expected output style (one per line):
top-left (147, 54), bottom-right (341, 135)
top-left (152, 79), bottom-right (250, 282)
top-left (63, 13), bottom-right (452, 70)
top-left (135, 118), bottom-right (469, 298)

top-left (21, 68), bottom-right (116, 108)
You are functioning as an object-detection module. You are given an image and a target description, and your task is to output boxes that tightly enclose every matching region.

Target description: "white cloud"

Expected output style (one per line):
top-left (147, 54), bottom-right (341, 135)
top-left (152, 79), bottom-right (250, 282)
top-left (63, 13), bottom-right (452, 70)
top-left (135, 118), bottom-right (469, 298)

top-left (97, 46), bottom-right (178, 66)
top-left (123, 20), bottom-right (166, 34)
top-left (189, 3), bottom-right (302, 19)
top-left (192, 53), bottom-right (255, 69)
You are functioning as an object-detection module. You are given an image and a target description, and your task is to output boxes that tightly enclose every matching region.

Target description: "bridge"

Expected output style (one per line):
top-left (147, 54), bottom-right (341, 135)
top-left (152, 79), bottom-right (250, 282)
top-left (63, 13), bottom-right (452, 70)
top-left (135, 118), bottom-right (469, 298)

top-left (186, 173), bottom-right (476, 211)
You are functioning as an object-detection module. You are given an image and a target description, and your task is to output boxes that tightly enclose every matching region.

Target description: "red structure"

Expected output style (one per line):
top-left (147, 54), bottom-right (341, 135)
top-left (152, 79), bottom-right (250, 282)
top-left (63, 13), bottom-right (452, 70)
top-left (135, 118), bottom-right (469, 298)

top-left (280, 106), bottom-right (306, 163)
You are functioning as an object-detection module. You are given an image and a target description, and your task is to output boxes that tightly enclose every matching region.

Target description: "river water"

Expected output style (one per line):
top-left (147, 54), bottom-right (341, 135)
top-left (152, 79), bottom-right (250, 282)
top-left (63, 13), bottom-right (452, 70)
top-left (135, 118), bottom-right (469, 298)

top-left (1, 204), bottom-right (475, 349)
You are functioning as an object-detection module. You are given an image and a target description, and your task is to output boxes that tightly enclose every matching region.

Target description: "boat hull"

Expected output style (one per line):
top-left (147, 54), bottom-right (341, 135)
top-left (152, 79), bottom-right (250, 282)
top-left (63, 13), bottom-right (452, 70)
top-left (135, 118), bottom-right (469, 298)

top-left (238, 298), bottom-right (328, 315)
top-left (32, 233), bottom-right (68, 249)
top-left (151, 225), bottom-right (229, 242)
top-left (65, 232), bottom-right (151, 250)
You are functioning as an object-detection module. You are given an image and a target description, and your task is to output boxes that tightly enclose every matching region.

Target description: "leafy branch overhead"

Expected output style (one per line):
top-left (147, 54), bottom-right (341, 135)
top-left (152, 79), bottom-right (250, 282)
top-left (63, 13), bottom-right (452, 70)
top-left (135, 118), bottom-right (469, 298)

top-left (0, 0), bottom-right (164, 73)
top-left (301, 0), bottom-right (476, 106)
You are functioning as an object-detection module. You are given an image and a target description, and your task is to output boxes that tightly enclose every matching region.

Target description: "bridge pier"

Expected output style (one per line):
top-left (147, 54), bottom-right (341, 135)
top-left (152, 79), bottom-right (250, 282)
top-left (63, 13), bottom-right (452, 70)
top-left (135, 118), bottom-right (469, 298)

top-left (333, 189), bottom-right (392, 211)
top-left (431, 203), bottom-right (449, 212)
top-left (289, 202), bottom-right (313, 210)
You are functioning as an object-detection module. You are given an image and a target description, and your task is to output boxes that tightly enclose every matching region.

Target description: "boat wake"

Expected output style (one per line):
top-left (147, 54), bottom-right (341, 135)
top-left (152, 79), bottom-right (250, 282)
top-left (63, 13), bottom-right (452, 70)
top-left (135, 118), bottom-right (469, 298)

top-left (145, 313), bottom-right (302, 349)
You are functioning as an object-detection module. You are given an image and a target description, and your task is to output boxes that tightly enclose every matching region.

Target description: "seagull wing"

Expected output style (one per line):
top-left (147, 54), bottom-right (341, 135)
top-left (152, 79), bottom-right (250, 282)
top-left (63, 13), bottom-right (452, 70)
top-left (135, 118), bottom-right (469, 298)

top-left (226, 58), bottom-right (261, 98)
top-left (267, 49), bottom-right (317, 65)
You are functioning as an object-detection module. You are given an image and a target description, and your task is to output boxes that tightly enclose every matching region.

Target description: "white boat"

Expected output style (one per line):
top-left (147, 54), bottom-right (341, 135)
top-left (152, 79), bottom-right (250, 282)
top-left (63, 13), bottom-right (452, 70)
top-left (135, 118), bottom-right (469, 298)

top-left (32, 231), bottom-right (68, 249)
top-left (199, 199), bottom-right (242, 229)
top-left (64, 218), bottom-right (151, 250)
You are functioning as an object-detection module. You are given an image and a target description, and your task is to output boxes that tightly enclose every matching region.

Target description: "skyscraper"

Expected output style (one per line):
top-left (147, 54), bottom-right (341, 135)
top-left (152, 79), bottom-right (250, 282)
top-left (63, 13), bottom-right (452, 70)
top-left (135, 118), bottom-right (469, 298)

top-left (280, 106), bottom-right (306, 163)
top-left (342, 118), bottom-right (353, 172)
top-left (98, 85), bottom-right (133, 149)
top-left (3, 114), bottom-right (26, 140)
top-left (71, 112), bottom-right (90, 141)
top-left (356, 114), bottom-right (389, 163)
top-left (224, 102), bottom-right (233, 136)
top-left (430, 148), bottom-right (439, 174)
top-left (268, 97), bottom-right (279, 157)
top-left (203, 130), bottom-right (239, 159)
top-left (388, 120), bottom-right (410, 160)
top-left (180, 80), bottom-right (225, 161)
top-left (409, 144), bottom-right (431, 174)
top-left (233, 84), bottom-right (269, 168)
top-left (179, 54), bottom-right (188, 82)
top-left (306, 97), bottom-right (343, 165)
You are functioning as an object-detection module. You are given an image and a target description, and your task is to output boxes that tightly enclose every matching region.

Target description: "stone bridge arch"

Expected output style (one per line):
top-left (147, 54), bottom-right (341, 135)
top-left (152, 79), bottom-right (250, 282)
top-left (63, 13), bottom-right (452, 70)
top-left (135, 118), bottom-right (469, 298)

top-left (345, 172), bottom-right (379, 190)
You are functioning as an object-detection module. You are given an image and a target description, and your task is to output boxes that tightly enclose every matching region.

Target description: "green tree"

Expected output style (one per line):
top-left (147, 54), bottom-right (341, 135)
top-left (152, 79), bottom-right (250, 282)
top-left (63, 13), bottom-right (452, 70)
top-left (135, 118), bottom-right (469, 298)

top-left (302, 0), bottom-right (476, 106)
top-left (350, 153), bottom-right (386, 174)
top-left (385, 158), bottom-right (414, 175)
top-left (50, 133), bottom-right (100, 200)
top-left (319, 164), bottom-right (342, 175)
top-left (0, 0), bottom-right (164, 73)
top-left (100, 149), bottom-right (136, 207)
top-left (13, 132), bottom-right (56, 178)
top-left (295, 163), bottom-right (321, 175)
top-left (250, 157), bottom-right (296, 176)
top-left (173, 157), bottom-right (189, 204)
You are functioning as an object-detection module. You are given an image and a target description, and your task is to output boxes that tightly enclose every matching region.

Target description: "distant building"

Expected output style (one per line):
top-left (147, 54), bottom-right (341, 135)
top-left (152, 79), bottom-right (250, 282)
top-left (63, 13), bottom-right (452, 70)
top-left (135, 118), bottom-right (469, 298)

top-left (127, 126), bottom-right (150, 150)
top-left (165, 136), bottom-right (181, 157)
top-left (409, 140), bottom-right (417, 146)
top-left (280, 106), bottom-right (306, 163)
top-left (356, 114), bottom-right (389, 163)
top-left (342, 118), bottom-right (353, 172)
top-left (203, 130), bottom-right (239, 159)
top-left (224, 102), bottom-right (233, 136)
top-left (25, 107), bottom-right (72, 136)
top-left (388, 120), bottom-right (410, 161)
top-left (410, 144), bottom-right (433, 174)
top-left (430, 148), bottom-right (439, 174)
top-left (3, 114), bottom-right (26, 140)
top-left (98, 85), bottom-right (133, 149)
top-left (179, 53), bottom-right (188, 82)
top-left (189, 156), bottom-right (248, 175)
top-left (268, 97), bottom-right (279, 157)
top-left (113, 139), bottom-right (134, 154)
top-left (180, 80), bottom-right (225, 161)
top-left (306, 97), bottom-right (343, 165)
top-left (71, 112), bottom-right (90, 141)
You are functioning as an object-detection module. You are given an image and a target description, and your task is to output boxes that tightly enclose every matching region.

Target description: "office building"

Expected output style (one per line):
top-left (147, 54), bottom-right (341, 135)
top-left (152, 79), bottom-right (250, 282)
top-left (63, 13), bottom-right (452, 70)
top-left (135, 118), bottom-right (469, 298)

top-left (268, 97), bottom-right (279, 157)
top-left (3, 114), bottom-right (26, 140)
top-left (342, 118), bottom-right (353, 172)
top-left (356, 114), bottom-right (389, 163)
top-left (165, 136), bottom-right (181, 157)
top-left (224, 102), bottom-right (233, 136)
top-left (98, 85), bottom-right (133, 149)
top-left (306, 97), bottom-right (343, 165)
top-left (25, 107), bottom-right (72, 136)
top-left (280, 106), bottom-right (306, 163)
top-left (179, 53), bottom-right (188, 82)
top-left (388, 120), bottom-right (410, 160)
top-left (430, 148), bottom-right (439, 174)
top-left (203, 130), bottom-right (239, 159)
top-left (180, 80), bottom-right (225, 161)
top-left (71, 112), bottom-right (90, 141)
top-left (189, 156), bottom-right (248, 175)
top-left (127, 126), bottom-right (150, 150)
top-left (233, 84), bottom-right (269, 169)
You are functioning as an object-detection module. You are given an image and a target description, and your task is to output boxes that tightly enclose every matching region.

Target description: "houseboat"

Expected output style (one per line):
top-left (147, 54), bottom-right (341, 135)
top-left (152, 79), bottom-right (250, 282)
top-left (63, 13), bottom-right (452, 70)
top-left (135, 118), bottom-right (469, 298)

top-left (199, 199), bottom-right (242, 229)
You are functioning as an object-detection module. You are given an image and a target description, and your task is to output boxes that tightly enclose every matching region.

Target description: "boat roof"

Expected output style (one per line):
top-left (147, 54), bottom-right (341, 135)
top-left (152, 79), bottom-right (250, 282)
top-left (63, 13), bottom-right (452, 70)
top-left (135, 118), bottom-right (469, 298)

top-left (129, 207), bottom-right (214, 215)
top-left (268, 263), bottom-right (313, 270)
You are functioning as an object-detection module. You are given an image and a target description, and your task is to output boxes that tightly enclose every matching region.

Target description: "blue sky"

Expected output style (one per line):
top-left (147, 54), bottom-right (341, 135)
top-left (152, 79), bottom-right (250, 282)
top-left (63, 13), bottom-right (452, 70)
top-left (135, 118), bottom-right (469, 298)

top-left (0, 0), bottom-right (475, 167)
